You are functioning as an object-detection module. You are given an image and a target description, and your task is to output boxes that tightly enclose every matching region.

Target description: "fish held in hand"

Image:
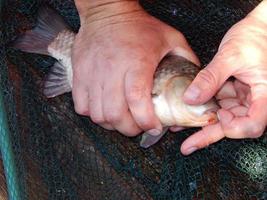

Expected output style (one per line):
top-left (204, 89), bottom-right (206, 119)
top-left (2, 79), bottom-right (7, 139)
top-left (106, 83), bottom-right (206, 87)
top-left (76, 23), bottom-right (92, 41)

top-left (140, 55), bottom-right (219, 148)
top-left (12, 6), bottom-right (219, 148)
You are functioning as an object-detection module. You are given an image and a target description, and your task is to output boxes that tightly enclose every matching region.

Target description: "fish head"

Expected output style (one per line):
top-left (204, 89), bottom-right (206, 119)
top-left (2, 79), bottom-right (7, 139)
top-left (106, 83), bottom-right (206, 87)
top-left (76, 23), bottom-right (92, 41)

top-left (169, 75), bottom-right (218, 127)
top-left (142, 55), bottom-right (219, 148)
top-left (152, 58), bottom-right (219, 128)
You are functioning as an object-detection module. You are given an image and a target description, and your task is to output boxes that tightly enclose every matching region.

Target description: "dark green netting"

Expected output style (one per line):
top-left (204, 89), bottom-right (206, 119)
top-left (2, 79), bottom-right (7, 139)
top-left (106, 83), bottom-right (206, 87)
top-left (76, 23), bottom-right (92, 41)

top-left (0, 158), bottom-right (8, 199)
top-left (1, 0), bottom-right (267, 199)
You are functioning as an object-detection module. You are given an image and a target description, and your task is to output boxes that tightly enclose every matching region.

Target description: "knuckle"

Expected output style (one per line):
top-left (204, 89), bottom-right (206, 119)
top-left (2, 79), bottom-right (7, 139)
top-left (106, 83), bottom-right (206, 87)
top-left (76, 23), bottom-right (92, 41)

top-left (90, 114), bottom-right (105, 124)
top-left (223, 125), bottom-right (242, 138)
top-left (175, 31), bottom-right (186, 41)
top-left (137, 119), bottom-right (154, 130)
top-left (126, 84), bottom-right (146, 104)
top-left (123, 130), bottom-right (140, 137)
top-left (200, 130), bottom-right (212, 148)
top-left (126, 69), bottom-right (152, 104)
top-left (72, 63), bottom-right (91, 82)
top-left (74, 104), bottom-right (88, 116)
top-left (105, 110), bottom-right (123, 124)
top-left (100, 124), bottom-right (114, 131)
top-left (226, 122), bottom-right (265, 138)
top-left (248, 124), bottom-right (264, 138)
top-left (197, 68), bottom-right (218, 87)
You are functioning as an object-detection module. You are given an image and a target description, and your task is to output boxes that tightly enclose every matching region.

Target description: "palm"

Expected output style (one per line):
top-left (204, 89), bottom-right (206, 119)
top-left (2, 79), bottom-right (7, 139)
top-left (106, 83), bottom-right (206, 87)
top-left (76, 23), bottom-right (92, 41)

top-left (216, 80), bottom-right (251, 118)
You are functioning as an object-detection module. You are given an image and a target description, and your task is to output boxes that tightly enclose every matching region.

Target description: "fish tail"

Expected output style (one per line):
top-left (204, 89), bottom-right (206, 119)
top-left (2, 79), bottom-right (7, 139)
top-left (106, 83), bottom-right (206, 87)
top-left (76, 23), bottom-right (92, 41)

top-left (12, 6), bottom-right (72, 98)
top-left (12, 6), bottom-right (70, 55)
top-left (43, 62), bottom-right (72, 98)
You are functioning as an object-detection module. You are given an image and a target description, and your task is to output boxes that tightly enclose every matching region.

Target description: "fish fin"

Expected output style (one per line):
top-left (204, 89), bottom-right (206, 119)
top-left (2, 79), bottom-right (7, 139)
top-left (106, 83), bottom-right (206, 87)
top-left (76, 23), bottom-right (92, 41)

top-left (43, 62), bottom-right (71, 98)
top-left (169, 126), bottom-right (185, 132)
top-left (140, 127), bottom-right (169, 148)
top-left (12, 6), bottom-right (70, 55)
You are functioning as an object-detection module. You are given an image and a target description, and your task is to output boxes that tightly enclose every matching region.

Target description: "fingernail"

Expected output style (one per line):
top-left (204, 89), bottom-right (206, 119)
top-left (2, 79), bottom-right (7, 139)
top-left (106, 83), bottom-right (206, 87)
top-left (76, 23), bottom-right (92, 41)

top-left (184, 86), bottom-right (201, 101)
top-left (185, 147), bottom-right (197, 155)
top-left (146, 129), bottom-right (161, 136)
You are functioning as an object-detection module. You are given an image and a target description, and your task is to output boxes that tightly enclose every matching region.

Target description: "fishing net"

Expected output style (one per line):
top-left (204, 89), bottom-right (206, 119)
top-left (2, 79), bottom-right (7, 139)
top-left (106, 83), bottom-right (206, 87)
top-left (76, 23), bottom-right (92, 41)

top-left (0, 0), bottom-right (267, 199)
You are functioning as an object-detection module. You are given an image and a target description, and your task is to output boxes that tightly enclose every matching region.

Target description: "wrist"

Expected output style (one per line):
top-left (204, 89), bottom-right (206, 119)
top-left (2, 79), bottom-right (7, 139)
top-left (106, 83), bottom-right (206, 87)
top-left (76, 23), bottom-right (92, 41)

top-left (74, 0), bottom-right (142, 24)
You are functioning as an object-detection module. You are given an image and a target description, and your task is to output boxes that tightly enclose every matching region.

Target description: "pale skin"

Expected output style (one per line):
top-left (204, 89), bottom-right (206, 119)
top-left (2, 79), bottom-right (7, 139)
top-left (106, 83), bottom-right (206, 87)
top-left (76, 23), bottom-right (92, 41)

top-left (73, 0), bottom-right (267, 155)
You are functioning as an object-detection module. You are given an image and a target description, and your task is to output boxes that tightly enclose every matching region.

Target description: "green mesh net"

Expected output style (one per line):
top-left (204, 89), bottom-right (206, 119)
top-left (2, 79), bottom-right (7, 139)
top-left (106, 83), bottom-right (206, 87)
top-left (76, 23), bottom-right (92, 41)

top-left (0, 0), bottom-right (267, 199)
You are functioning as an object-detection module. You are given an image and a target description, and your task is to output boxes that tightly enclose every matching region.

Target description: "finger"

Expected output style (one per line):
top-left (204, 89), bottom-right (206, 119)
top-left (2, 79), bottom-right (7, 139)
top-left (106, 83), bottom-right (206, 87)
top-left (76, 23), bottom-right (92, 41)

top-left (102, 78), bottom-right (142, 137)
top-left (183, 53), bottom-right (235, 105)
top-left (99, 123), bottom-right (115, 130)
top-left (234, 80), bottom-right (251, 102)
top-left (219, 98), bottom-right (267, 138)
top-left (216, 81), bottom-right (237, 100)
top-left (88, 82), bottom-right (107, 127)
top-left (72, 83), bottom-right (90, 116)
top-left (72, 55), bottom-right (91, 116)
top-left (125, 66), bottom-right (162, 134)
top-left (229, 106), bottom-right (248, 117)
top-left (181, 95), bottom-right (267, 155)
top-left (180, 123), bottom-right (225, 155)
top-left (166, 29), bottom-right (200, 66)
top-left (218, 98), bottom-right (241, 109)
top-left (168, 45), bottom-right (200, 66)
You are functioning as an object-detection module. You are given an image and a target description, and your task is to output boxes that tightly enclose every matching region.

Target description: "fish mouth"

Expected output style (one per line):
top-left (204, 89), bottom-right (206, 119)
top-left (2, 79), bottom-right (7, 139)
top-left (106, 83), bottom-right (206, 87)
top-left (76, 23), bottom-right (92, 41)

top-left (203, 111), bottom-right (218, 125)
top-left (176, 108), bottom-right (219, 127)
top-left (203, 103), bottom-right (220, 125)
top-left (180, 114), bottom-right (218, 127)
top-left (191, 105), bottom-right (219, 126)
top-left (188, 100), bottom-right (220, 127)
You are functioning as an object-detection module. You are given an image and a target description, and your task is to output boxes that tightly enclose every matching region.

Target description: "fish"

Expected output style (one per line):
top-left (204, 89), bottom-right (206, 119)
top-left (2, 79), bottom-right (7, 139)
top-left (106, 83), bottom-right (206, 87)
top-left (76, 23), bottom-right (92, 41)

top-left (12, 6), bottom-right (219, 148)
top-left (140, 54), bottom-right (219, 148)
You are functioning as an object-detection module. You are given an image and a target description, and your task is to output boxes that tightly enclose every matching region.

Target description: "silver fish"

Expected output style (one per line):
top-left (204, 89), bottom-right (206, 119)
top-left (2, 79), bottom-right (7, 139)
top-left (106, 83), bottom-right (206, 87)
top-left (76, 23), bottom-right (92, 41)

top-left (12, 6), bottom-right (219, 148)
top-left (140, 54), bottom-right (218, 148)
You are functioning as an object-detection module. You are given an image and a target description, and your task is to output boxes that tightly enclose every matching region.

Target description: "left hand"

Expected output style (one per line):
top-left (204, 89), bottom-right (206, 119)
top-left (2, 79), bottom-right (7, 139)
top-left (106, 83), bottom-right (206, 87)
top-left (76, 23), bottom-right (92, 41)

top-left (179, 5), bottom-right (267, 155)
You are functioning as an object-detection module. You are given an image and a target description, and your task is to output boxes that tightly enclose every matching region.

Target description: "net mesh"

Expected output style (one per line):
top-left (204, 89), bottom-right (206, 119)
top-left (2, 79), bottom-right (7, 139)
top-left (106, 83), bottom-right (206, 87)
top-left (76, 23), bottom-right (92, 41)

top-left (0, 158), bottom-right (8, 200)
top-left (1, 0), bottom-right (267, 199)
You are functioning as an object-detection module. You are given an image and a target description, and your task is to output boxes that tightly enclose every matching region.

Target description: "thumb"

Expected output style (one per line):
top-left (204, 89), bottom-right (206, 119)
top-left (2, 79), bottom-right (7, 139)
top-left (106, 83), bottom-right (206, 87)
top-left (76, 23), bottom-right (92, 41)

top-left (183, 54), bottom-right (234, 105)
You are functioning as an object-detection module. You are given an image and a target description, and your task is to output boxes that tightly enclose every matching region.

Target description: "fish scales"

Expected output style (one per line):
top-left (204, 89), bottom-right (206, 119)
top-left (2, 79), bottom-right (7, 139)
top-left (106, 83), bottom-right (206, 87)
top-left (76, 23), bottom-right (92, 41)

top-left (152, 55), bottom-right (199, 96)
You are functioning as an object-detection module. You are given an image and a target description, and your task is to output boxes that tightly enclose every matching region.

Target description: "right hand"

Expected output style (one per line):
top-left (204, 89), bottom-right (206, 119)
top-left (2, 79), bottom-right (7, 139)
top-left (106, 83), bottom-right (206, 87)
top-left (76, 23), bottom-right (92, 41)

top-left (181, 4), bottom-right (267, 155)
top-left (72, 1), bottom-right (199, 136)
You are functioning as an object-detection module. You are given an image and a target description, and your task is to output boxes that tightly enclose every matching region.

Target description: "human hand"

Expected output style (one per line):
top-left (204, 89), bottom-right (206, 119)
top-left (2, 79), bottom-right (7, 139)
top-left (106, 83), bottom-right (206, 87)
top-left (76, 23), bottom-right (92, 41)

top-left (72, 1), bottom-right (199, 136)
top-left (181, 1), bottom-right (267, 155)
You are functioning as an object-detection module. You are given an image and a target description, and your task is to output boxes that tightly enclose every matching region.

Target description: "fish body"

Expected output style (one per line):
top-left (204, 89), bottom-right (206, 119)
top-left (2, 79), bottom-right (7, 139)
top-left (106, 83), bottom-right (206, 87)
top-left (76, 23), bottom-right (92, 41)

top-left (47, 30), bottom-right (74, 89)
top-left (140, 55), bottom-right (218, 148)
top-left (152, 55), bottom-right (218, 128)
top-left (13, 6), bottom-right (219, 148)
